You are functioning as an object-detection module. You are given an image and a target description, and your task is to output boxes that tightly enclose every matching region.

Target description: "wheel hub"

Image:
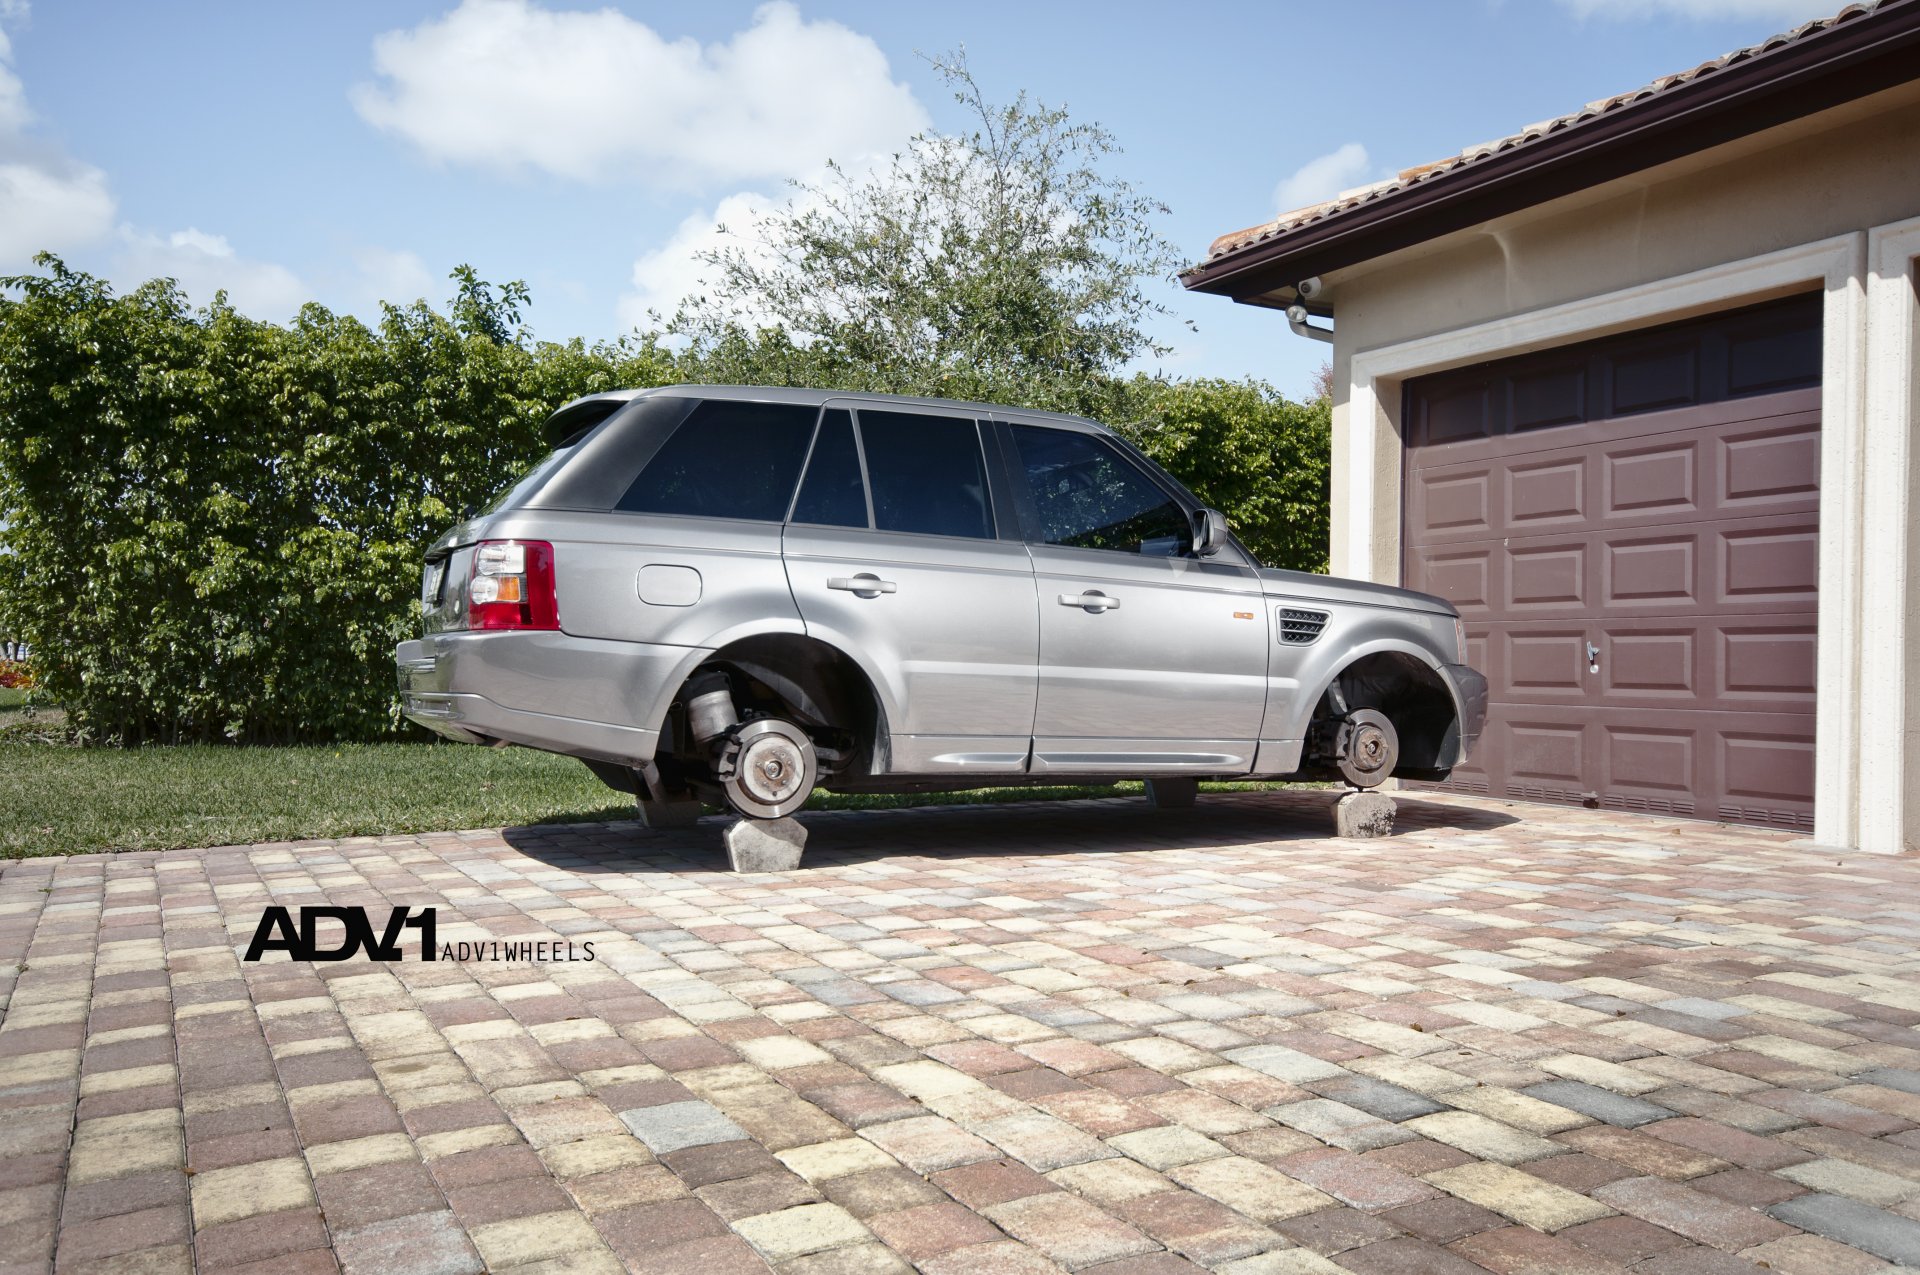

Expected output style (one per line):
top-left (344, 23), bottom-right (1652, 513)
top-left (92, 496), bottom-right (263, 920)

top-left (1334, 709), bottom-right (1398, 788)
top-left (718, 719), bottom-right (818, 819)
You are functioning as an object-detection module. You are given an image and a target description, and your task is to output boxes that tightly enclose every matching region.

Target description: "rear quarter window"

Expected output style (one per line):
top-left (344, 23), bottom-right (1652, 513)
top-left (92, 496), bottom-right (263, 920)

top-left (617, 400), bottom-right (819, 521)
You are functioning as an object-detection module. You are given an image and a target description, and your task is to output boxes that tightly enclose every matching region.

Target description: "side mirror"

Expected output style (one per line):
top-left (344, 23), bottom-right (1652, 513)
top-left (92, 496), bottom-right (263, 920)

top-left (1191, 507), bottom-right (1227, 558)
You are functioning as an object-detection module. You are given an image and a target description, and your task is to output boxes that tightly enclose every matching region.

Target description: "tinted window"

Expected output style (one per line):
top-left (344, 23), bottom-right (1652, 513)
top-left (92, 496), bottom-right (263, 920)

top-left (1010, 425), bottom-right (1190, 555)
top-left (789, 409), bottom-right (867, 527)
top-left (858, 411), bottom-right (993, 539)
top-left (617, 400), bottom-right (816, 521)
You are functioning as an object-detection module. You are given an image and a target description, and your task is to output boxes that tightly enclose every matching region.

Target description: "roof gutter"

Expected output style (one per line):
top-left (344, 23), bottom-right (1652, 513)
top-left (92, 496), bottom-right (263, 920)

top-left (1183, 0), bottom-right (1920, 300)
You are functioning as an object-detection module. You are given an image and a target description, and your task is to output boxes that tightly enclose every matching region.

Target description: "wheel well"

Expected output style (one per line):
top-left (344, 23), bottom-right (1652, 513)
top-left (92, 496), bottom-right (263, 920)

top-left (666, 634), bottom-right (884, 783)
top-left (1312, 652), bottom-right (1461, 778)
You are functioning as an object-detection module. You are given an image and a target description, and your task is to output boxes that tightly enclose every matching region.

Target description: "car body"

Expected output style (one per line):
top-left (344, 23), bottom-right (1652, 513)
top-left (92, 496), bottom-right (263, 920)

top-left (396, 385), bottom-right (1487, 822)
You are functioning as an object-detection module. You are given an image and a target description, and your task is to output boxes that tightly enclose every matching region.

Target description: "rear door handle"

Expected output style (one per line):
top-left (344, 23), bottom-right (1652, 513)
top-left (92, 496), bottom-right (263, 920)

top-left (829, 574), bottom-right (896, 598)
top-left (1059, 591), bottom-right (1120, 612)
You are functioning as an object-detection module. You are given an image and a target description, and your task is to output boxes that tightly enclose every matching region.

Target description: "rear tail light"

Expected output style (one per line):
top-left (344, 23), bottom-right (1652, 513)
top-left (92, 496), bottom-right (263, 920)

top-left (468, 540), bottom-right (559, 631)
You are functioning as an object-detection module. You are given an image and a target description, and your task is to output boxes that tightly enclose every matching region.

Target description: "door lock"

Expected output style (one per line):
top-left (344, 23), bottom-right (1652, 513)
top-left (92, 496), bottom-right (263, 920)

top-left (1586, 640), bottom-right (1600, 675)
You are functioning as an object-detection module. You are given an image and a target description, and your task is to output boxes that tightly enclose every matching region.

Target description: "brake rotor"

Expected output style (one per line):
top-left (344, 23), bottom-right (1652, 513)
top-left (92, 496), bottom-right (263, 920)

top-left (718, 719), bottom-right (818, 819)
top-left (1335, 709), bottom-right (1398, 789)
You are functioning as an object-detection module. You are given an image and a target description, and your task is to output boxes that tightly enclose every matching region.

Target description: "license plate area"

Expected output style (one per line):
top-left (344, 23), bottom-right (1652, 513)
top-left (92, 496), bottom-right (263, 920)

top-left (422, 559), bottom-right (448, 606)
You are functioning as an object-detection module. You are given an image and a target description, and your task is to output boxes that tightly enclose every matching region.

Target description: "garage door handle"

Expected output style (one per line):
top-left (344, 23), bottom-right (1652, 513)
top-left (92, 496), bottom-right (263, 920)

top-left (1586, 640), bottom-right (1600, 673)
top-left (1059, 592), bottom-right (1120, 612)
top-left (829, 574), bottom-right (896, 598)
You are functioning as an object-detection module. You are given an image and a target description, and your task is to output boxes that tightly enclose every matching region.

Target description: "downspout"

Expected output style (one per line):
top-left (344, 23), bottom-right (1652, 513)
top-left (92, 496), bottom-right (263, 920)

top-left (1286, 276), bottom-right (1334, 342)
top-left (1287, 304), bottom-right (1334, 343)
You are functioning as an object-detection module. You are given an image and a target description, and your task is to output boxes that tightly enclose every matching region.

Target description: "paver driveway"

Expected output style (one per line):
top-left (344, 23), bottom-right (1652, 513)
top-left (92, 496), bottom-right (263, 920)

top-left (5, 790), bottom-right (1920, 1275)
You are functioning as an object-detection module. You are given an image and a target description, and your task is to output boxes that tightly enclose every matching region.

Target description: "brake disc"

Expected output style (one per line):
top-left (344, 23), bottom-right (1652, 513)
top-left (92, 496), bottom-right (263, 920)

top-left (1335, 709), bottom-right (1398, 789)
top-left (717, 718), bottom-right (818, 819)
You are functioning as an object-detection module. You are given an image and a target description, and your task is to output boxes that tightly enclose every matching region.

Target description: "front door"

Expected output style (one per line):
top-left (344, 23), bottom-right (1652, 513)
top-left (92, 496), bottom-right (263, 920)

top-left (1003, 422), bottom-right (1269, 775)
top-left (783, 403), bottom-right (1038, 776)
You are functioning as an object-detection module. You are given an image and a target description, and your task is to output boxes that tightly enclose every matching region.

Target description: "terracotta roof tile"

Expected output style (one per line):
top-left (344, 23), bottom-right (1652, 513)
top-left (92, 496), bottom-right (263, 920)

top-left (1197, 1), bottom-right (1888, 266)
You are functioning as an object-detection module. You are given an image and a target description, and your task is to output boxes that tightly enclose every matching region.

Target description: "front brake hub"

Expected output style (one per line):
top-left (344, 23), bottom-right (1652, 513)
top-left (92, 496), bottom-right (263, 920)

top-left (1334, 709), bottom-right (1398, 789)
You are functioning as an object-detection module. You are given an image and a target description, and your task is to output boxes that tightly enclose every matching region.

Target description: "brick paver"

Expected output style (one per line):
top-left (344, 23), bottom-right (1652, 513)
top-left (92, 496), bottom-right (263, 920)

top-left (4, 788), bottom-right (1920, 1273)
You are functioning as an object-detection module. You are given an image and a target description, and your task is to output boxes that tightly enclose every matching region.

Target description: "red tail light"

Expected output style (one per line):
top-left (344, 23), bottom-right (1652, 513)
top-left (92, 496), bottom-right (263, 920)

top-left (468, 540), bottom-right (559, 631)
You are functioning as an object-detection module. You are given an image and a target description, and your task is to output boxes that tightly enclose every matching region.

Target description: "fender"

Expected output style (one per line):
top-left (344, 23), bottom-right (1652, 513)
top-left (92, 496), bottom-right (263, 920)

top-left (1275, 636), bottom-right (1461, 745)
top-left (637, 625), bottom-right (901, 759)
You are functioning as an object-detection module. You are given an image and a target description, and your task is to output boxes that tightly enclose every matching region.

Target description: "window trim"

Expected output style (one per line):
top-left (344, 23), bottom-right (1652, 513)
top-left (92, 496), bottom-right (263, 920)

top-left (784, 406), bottom-right (876, 530)
top-left (797, 402), bottom-right (999, 543)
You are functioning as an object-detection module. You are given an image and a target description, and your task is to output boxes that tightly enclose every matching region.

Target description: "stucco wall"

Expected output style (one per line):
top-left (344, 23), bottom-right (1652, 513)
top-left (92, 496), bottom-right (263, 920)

top-left (1322, 81), bottom-right (1920, 579)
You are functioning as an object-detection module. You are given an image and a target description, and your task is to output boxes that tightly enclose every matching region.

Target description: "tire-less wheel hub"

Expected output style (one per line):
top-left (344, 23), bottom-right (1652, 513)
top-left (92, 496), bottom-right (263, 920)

top-left (1335, 709), bottom-right (1398, 789)
top-left (718, 719), bottom-right (817, 819)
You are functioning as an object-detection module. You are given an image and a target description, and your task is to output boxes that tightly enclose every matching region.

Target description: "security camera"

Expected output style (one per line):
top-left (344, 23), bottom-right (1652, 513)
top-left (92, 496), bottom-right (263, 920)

top-left (1295, 277), bottom-right (1326, 302)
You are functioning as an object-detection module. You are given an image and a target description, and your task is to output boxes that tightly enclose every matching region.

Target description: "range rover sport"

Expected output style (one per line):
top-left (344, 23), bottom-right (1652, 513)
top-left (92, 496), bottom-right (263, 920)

top-left (395, 386), bottom-right (1487, 828)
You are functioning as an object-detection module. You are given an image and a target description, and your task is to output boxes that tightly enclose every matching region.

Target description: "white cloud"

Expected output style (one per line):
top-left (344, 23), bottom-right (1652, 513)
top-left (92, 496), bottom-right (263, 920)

top-left (1273, 142), bottom-right (1375, 215)
top-left (0, 27), bottom-right (116, 264)
top-left (1555, 0), bottom-right (1838, 21)
top-left (351, 245), bottom-right (437, 307)
top-left (0, 157), bottom-right (113, 262)
top-left (352, 0), bottom-right (928, 189)
top-left (619, 188), bottom-right (781, 332)
top-left (116, 228), bottom-right (308, 320)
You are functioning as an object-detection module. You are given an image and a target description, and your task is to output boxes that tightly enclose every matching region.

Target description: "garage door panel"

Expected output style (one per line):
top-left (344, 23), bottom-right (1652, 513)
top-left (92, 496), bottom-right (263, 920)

top-left (1605, 534), bottom-right (1697, 607)
top-left (1407, 400), bottom-right (1818, 550)
top-left (1606, 440), bottom-right (1699, 517)
top-left (1720, 521), bottom-right (1819, 605)
top-left (1723, 420), bottom-right (1820, 506)
top-left (1508, 456), bottom-right (1586, 525)
top-left (1605, 629), bottom-right (1695, 697)
top-left (1508, 544), bottom-right (1586, 610)
top-left (1508, 720), bottom-right (1588, 787)
top-left (1720, 625), bottom-right (1817, 702)
top-left (1405, 294), bottom-right (1819, 831)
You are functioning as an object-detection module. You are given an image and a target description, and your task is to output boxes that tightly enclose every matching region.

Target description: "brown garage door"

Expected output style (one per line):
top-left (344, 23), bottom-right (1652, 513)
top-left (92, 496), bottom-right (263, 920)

top-left (1403, 294), bottom-right (1821, 831)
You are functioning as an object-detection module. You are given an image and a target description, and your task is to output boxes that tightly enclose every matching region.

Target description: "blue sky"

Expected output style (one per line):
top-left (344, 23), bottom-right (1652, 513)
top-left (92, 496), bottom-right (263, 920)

top-left (0, 0), bottom-right (1844, 400)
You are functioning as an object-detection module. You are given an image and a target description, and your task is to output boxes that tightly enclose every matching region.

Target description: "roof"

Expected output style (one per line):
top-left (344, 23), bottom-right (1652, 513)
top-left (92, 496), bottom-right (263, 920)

top-left (556, 384), bottom-right (1105, 430)
top-left (1184, 0), bottom-right (1920, 301)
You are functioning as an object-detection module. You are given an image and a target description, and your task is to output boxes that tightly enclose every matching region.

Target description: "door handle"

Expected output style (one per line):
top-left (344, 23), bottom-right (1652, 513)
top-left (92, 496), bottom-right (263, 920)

top-left (1586, 640), bottom-right (1600, 673)
top-left (828, 574), bottom-right (896, 598)
top-left (1059, 591), bottom-right (1120, 612)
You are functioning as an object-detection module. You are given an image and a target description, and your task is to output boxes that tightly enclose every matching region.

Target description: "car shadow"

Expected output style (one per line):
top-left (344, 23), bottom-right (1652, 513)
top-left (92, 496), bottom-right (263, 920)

top-left (497, 788), bottom-right (1521, 876)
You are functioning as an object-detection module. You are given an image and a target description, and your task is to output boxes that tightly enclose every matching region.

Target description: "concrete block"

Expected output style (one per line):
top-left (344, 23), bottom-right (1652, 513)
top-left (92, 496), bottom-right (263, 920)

top-left (636, 794), bottom-right (703, 829)
top-left (1334, 791), bottom-right (1396, 839)
top-left (725, 817), bottom-right (808, 872)
top-left (1145, 778), bottom-right (1198, 809)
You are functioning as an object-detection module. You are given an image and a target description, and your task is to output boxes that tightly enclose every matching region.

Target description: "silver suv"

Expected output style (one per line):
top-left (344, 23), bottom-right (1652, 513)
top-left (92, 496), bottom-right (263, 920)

top-left (396, 386), bottom-right (1486, 828)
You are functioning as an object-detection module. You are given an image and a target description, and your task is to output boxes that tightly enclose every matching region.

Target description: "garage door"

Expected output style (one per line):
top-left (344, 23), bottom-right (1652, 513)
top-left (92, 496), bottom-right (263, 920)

top-left (1403, 294), bottom-right (1821, 831)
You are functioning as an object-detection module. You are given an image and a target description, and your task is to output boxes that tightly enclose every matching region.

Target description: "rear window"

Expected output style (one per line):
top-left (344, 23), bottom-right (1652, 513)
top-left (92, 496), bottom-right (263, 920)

top-left (479, 398), bottom-right (627, 515)
top-left (857, 410), bottom-right (994, 540)
top-left (617, 400), bottom-right (818, 521)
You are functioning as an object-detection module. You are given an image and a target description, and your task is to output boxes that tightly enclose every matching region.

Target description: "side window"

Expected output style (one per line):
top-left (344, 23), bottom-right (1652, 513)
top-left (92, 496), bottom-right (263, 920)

top-left (857, 410), bottom-right (994, 539)
top-left (616, 400), bottom-right (816, 521)
top-left (1009, 424), bottom-right (1191, 556)
top-left (789, 409), bottom-right (868, 527)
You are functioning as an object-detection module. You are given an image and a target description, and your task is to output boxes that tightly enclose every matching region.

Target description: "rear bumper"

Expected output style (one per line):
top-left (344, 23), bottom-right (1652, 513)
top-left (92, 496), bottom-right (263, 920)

top-left (1440, 661), bottom-right (1489, 764)
top-left (396, 631), bottom-right (703, 765)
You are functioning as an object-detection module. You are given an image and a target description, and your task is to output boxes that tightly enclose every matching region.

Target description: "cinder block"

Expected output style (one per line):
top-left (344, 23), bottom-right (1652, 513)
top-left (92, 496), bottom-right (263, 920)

top-left (724, 817), bottom-right (808, 872)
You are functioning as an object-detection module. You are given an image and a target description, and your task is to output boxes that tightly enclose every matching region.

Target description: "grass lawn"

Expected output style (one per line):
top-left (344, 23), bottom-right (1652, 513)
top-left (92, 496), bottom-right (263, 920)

top-left (1, 739), bottom-right (1299, 858)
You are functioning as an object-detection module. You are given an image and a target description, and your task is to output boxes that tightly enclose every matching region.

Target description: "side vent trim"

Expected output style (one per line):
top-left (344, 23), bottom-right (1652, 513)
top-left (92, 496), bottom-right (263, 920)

top-left (1278, 607), bottom-right (1329, 644)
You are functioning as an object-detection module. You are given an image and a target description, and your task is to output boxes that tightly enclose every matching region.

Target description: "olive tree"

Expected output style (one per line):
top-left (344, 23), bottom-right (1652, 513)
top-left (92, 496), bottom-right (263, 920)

top-left (669, 55), bottom-right (1185, 419)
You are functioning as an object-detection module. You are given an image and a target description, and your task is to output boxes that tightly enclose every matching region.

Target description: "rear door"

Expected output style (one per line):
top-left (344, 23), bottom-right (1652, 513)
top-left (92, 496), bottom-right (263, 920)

top-left (1002, 421), bottom-right (1269, 775)
top-left (782, 403), bottom-right (1038, 776)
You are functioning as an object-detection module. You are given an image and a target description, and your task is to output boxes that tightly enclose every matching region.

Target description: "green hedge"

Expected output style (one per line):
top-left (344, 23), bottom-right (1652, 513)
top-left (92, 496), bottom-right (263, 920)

top-left (0, 257), bottom-right (1328, 744)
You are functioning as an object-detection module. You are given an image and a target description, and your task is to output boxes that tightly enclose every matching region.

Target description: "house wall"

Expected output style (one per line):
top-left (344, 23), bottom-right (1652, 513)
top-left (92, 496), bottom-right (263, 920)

top-left (1314, 81), bottom-right (1920, 853)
